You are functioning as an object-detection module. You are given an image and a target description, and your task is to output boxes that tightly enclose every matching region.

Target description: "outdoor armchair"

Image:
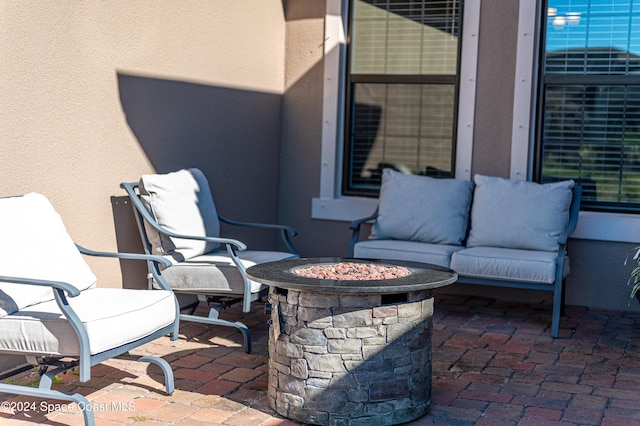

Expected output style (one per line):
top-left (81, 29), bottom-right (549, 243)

top-left (0, 193), bottom-right (180, 426)
top-left (120, 168), bottom-right (299, 353)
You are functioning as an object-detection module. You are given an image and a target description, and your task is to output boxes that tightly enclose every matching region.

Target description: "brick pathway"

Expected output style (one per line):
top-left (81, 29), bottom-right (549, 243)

top-left (1, 292), bottom-right (640, 425)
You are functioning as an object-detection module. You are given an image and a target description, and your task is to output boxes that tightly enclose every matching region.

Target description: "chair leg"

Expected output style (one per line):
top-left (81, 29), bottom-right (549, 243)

top-left (208, 304), bottom-right (223, 319)
top-left (0, 368), bottom-right (95, 426)
top-left (139, 356), bottom-right (174, 395)
top-left (176, 293), bottom-right (200, 315)
top-left (551, 279), bottom-right (564, 339)
top-left (238, 324), bottom-right (251, 354)
top-left (180, 314), bottom-right (252, 353)
top-left (560, 278), bottom-right (567, 316)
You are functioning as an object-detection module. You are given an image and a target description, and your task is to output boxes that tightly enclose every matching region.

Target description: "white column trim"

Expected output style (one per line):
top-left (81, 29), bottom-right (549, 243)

top-left (455, 0), bottom-right (481, 181)
top-left (510, 0), bottom-right (537, 180)
top-left (319, 0), bottom-right (346, 200)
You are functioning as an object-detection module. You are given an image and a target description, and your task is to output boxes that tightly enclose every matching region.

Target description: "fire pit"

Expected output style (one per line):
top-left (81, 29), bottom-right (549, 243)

top-left (246, 257), bottom-right (457, 426)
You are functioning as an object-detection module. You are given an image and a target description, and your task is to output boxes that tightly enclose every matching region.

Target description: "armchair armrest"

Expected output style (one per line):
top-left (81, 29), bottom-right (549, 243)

top-left (75, 244), bottom-right (176, 291)
top-left (558, 185), bottom-right (582, 245)
top-left (120, 182), bottom-right (248, 251)
top-left (348, 208), bottom-right (379, 257)
top-left (145, 226), bottom-right (248, 252)
top-left (76, 244), bottom-right (174, 268)
top-left (0, 275), bottom-right (81, 297)
top-left (0, 274), bottom-right (91, 372)
top-left (219, 214), bottom-right (299, 255)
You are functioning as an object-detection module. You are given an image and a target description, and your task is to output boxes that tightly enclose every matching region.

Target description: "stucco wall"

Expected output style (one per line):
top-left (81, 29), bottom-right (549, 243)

top-left (1, 1), bottom-right (287, 288)
top-left (471, 0), bottom-right (518, 178)
top-left (279, 0), bottom-right (355, 258)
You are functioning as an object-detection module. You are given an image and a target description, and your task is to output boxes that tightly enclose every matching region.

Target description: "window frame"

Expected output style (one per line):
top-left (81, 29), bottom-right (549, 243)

top-left (342, 0), bottom-right (464, 197)
top-left (312, 0), bottom-right (478, 221)
top-left (534, 0), bottom-right (640, 214)
top-left (526, 0), bottom-right (640, 241)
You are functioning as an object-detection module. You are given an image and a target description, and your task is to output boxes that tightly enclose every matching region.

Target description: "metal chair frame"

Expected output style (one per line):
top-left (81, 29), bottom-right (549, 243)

top-left (0, 245), bottom-right (179, 426)
top-left (121, 181), bottom-right (298, 353)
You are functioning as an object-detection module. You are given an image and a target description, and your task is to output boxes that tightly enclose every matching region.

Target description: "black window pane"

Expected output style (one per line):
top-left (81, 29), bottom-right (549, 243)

top-left (344, 0), bottom-right (461, 196)
top-left (541, 85), bottom-right (640, 206)
top-left (347, 83), bottom-right (454, 192)
top-left (539, 0), bottom-right (640, 211)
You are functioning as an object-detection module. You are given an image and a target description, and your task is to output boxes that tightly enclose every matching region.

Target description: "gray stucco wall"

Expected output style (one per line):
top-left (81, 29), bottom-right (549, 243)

top-left (116, 74), bottom-right (284, 251)
top-left (472, 0), bottom-right (518, 178)
top-left (279, 0), bottom-right (355, 258)
top-left (566, 240), bottom-right (639, 312)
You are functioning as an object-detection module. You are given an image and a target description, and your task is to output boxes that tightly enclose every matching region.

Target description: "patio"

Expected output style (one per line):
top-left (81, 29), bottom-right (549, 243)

top-left (1, 291), bottom-right (640, 426)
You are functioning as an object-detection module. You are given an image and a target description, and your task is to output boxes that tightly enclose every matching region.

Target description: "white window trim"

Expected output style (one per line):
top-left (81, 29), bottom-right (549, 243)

top-left (312, 0), bottom-right (479, 222)
top-left (510, 0), bottom-right (536, 182)
top-left (455, 0), bottom-right (481, 182)
top-left (511, 0), bottom-right (640, 243)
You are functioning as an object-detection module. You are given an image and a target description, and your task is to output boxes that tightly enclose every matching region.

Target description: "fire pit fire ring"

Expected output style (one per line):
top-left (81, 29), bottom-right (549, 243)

top-left (247, 257), bottom-right (457, 426)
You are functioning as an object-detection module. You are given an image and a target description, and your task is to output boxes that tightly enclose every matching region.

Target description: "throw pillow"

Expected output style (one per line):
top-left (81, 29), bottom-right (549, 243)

top-left (373, 169), bottom-right (474, 245)
top-left (466, 174), bottom-right (574, 251)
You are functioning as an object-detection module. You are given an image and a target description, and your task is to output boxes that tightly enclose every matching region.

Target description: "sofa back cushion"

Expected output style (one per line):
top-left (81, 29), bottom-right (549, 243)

top-left (139, 168), bottom-right (220, 262)
top-left (466, 175), bottom-right (574, 252)
top-left (0, 193), bottom-right (97, 317)
top-left (372, 169), bottom-right (474, 245)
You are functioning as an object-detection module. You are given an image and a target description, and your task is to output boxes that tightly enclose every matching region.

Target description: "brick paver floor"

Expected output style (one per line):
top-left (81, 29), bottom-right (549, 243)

top-left (1, 292), bottom-right (640, 425)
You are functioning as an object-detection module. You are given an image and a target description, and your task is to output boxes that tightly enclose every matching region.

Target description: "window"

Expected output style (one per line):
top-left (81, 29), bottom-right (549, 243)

top-left (312, 0), bottom-right (478, 221)
top-left (343, 0), bottom-right (463, 196)
top-left (537, 0), bottom-right (640, 212)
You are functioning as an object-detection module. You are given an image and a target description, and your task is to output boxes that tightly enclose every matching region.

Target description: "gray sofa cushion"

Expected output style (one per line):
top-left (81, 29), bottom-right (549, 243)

top-left (373, 169), bottom-right (474, 245)
top-left (139, 168), bottom-right (220, 262)
top-left (354, 239), bottom-right (463, 269)
top-left (451, 247), bottom-right (565, 284)
top-left (466, 175), bottom-right (574, 252)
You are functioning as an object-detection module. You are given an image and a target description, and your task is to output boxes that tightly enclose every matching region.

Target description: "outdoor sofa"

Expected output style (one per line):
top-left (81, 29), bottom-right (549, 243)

top-left (348, 170), bottom-right (582, 338)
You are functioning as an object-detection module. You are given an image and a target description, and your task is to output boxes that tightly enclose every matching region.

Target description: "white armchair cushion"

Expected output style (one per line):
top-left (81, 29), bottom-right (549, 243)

top-left (139, 168), bottom-right (220, 261)
top-left (0, 288), bottom-right (176, 356)
top-left (0, 193), bottom-right (97, 317)
top-left (466, 175), bottom-right (574, 252)
top-left (373, 169), bottom-right (474, 245)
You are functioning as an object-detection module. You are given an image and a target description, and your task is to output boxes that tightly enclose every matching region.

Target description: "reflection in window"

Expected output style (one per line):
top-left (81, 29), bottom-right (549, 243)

top-left (343, 0), bottom-right (462, 196)
top-left (539, 0), bottom-right (640, 210)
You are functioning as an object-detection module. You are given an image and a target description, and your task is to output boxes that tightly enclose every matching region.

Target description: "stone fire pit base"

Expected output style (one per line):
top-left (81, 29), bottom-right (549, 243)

top-left (267, 287), bottom-right (434, 426)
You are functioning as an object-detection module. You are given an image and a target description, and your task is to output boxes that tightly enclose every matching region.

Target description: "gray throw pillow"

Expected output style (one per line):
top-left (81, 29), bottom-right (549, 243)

top-left (466, 174), bottom-right (574, 252)
top-left (373, 169), bottom-right (474, 245)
